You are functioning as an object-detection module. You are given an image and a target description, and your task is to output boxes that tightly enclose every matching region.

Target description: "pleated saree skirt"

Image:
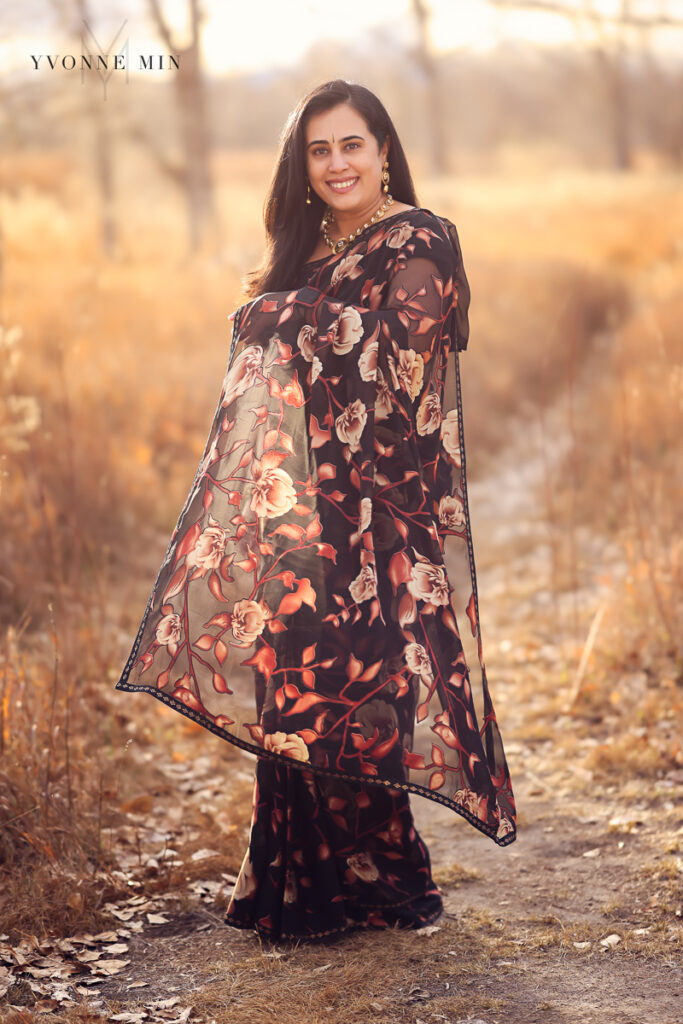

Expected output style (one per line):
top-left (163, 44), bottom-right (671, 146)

top-left (225, 758), bottom-right (444, 942)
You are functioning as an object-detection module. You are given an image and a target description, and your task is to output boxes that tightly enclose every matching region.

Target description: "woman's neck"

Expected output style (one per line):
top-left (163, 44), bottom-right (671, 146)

top-left (330, 192), bottom-right (388, 239)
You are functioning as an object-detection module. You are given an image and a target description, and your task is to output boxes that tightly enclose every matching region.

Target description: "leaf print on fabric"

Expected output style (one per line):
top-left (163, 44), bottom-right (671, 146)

top-left (116, 207), bottom-right (516, 849)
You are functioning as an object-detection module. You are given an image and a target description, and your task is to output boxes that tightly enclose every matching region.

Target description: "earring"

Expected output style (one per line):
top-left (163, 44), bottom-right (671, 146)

top-left (381, 160), bottom-right (390, 194)
top-left (306, 182), bottom-right (312, 205)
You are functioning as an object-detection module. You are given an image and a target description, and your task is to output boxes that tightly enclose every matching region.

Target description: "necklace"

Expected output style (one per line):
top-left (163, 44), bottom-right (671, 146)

top-left (321, 194), bottom-right (394, 255)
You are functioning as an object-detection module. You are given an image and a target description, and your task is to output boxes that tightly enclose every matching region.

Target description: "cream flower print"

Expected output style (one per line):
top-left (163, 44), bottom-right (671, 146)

top-left (375, 370), bottom-right (393, 421)
top-left (386, 354), bottom-right (400, 391)
top-left (330, 306), bottom-right (363, 355)
top-left (404, 642), bottom-right (434, 685)
top-left (335, 398), bottom-right (368, 452)
top-left (385, 222), bottom-right (415, 249)
top-left (311, 356), bottom-right (323, 383)
top-left (263, 731), bottom-right (310, 762)
top-left (359, 497), bottom-right (373, 533)
top-left (231, 599), bottom-right (269, 644)
top-left (440, 409), bottom-right (461, 466)
top-left (454, 788), bottom-right (480, 816)
top-left (331, 252), bottom-right (364, 285)
top-left (233, 850), bottom-right (258, 901)
top-left (396, 349), bottom-right (424, 401)
top-left (439, 494), bottom-right (465, 531)
top-left (155, 613), bottom-right (181, 656)
top-left (416, 390), bottom-right (442, 435)
top-left (349, 497), bottom-right (373, 548)
top-left (347, 851), bottom-right (379, 882)
top-left (497, 816), bottom-right (515, 839)
top-left (283, 868), bottom-right (297, 903)
top-left (349, 563), bottom-right (378, 604)
top-left (250, 459), bottom-right (297, 518)
top-left (221, 345), bottom-right (263, 407)
top-left (296, 324), bottom-right (316, 362)
top-left (186, 522), bottom-right (226, 571)
top-left (407, 556), bottom-right (450, 609)
top-left (199, 435), bottom-right (220, 476)
top-left (358, 339), bottom-right (378, 382)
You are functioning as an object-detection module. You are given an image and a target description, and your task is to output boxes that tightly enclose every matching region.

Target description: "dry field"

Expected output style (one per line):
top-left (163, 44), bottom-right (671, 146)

top-left (0, 151), bottom-right (681, 1023)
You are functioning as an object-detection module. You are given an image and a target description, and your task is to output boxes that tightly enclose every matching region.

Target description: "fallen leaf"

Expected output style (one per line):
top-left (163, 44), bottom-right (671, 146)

top-left (103, 943), bottom-right (129, 955)
top-left (92, 959), bottom-right (130, 975)
top-left (582, 848), bottom-right (601, 859)
top-left (146, 996), bottom-right (179, 1009)
top-left (34, 998), bottom-right (60, 1013)
top-left (600, 933), bottom-right (621, 948)
top-left (421, 924), bottom-right (441, 936)
top-left (146, 913), bottom-right (170, 925)
top-left (573, 941), bottom-right (591, 950)
top-left (190, 849), bottom-right (221, 862)
top-left (127, 981), bottom-right (149, 990)
top-left (311, 963), bottom-right (332, 974)
top-left (106, 908), bottom-right (137, 922)
top-left (77, 950), bottom-right (103, 963)
top-left (167, 1009), bottom-right (193, 1024)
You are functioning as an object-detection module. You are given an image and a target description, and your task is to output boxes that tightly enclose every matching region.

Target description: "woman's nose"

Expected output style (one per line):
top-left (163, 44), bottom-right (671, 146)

top-left (327, 147), bottom-right (348, 172)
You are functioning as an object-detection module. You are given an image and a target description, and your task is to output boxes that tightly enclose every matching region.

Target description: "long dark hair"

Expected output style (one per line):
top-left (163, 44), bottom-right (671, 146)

top-left (246, 80), bottom-right (418, 298)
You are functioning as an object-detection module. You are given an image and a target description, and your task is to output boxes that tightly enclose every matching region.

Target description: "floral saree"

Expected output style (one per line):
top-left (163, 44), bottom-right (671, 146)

top-left (116, 207), bottom-right (517, 941)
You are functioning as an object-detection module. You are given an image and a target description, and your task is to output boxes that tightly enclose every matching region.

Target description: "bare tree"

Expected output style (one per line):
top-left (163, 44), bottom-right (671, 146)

top-left (144, 0), bottom-right (219, 254)
top-left (411, 0), bottom-right (448, 174)
top-left (488, 0), bottom-right (683, 171)
top-left (48, 0), bottom-right (120, 256)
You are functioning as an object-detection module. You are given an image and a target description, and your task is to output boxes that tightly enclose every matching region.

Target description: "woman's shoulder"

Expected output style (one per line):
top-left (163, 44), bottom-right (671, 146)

top-left (382, 206), bottom-right (461, 261)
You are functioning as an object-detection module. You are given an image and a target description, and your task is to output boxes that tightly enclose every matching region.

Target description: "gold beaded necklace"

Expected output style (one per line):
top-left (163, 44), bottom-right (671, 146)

top-left (321, 194), bottom-right (394, 255)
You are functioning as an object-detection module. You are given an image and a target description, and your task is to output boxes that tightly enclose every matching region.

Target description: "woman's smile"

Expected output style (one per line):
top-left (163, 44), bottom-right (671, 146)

top-left (327, 176), bottom-right (359, 193)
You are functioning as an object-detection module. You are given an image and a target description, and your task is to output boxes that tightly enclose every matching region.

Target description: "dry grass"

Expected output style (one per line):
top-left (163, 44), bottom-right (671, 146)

top-left (1, 150), bottom-right (682, 981)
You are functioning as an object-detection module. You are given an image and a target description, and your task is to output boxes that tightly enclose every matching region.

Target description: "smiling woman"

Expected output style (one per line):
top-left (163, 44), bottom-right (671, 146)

top-left (116, 79), bottom-right (517, 944)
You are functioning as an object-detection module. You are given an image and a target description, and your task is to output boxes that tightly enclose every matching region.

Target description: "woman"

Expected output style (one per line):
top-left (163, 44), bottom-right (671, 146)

top-left (116, 80), bottom-right (517, 943)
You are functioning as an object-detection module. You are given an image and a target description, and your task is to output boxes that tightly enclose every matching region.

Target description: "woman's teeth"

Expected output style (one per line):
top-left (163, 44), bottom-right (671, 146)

top-left (328, 178), bottom-right (358, 192)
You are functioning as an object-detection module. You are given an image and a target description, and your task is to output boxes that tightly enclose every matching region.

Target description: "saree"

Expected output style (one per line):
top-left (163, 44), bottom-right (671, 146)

top-left (116, 206), bottom-right (517, 940)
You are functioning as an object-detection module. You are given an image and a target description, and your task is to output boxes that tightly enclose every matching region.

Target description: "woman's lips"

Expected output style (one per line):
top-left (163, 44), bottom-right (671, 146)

top-left (327, 177), bottom-right (359, 193)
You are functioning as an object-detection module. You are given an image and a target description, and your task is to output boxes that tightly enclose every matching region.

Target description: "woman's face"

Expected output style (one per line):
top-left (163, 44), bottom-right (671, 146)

top-left (304, 103), bottom-right (388, 218)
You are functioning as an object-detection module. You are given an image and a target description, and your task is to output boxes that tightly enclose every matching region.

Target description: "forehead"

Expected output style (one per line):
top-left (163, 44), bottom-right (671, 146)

top-left (304, 103), bottom-right (370, 143)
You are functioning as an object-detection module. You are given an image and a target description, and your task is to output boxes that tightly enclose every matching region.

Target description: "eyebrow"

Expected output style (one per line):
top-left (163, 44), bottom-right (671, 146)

top-left (307, 134), bottom-right (365, 148)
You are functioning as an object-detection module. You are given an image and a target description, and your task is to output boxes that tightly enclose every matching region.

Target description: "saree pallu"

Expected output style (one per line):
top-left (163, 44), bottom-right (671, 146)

top-left (116, 207), bottom-right (517, 940)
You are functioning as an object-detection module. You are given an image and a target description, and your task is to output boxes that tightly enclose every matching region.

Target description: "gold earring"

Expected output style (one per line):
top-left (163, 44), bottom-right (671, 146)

top-left (306, 182), bottom-right (312, 205)
top-left (381, 160), bottom-right (390, 194)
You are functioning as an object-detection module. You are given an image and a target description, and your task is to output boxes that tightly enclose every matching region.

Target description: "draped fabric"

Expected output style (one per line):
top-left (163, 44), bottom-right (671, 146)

top-left (225, 760), bottom-right (444, 941)
top-left (116, 208), bottom-right (517, 856)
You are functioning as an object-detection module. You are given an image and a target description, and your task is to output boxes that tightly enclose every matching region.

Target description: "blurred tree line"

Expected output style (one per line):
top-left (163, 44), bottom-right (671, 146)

top-left (1, 0), bottom-right (682, 254)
